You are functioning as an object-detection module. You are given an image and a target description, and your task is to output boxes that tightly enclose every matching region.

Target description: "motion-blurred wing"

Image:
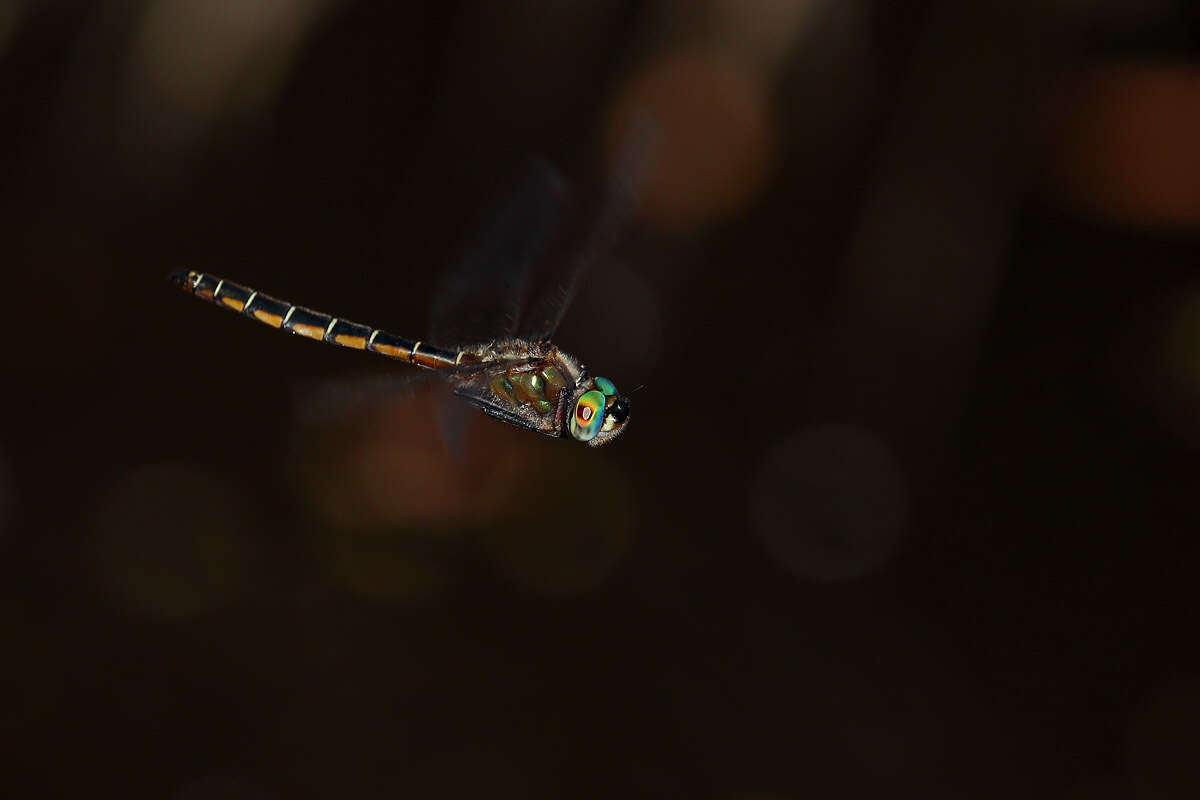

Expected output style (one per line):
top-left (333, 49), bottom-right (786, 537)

top-left (517, 116), bottom-right (660, 342)
top-left (289, 370), bottom-right (436, 427)
top-left (426, 160), bottom-right (568, 455)
top-left (428, 159), bottom-right (569, 349)
top-left (290, 358), bottom-right (536, 427)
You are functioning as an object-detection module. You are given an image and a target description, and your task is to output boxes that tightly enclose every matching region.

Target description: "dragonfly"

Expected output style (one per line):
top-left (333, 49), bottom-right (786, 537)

top-left (169, 156), bottom-right (642, 447)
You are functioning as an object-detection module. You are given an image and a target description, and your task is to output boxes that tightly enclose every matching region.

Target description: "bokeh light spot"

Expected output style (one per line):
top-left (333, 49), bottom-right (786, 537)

top-left (127, 0), bottom-right (331, 162)
top-left (1045, 64), bottom-right (1200, 227)
top-left (322, 531), bottom-right (450, 604)
top-left (293, 386), bottom-right (548, 533)
top-left (91, 462), bottom-right (256, 619)
top-left (606, 50), bottom-right (776, 231)
top-left (750, 424), bottom-right (909, 582)
top-left (1119, 283), bottom-right (1200, 447)
top-left (1159, 287), bottom-right (1200, 400)
top-left (710, 0), bottom-right (820, 73)
top-left (0, 1), bottom-right (24, 57)
top-left (483, 453), bottom-right (634, 595)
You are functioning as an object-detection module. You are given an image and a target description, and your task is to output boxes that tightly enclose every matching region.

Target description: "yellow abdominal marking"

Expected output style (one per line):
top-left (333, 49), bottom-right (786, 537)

top-left (334, 334), bottom-right (366, 349)
top-left (253, 310), bottom-right (283, 328)
top-left (371, 343), bottom-right (409, 358)
top-left (220, 297), bottom-right (245, 311)
top-left (292, 324), bottom-right (324, 340)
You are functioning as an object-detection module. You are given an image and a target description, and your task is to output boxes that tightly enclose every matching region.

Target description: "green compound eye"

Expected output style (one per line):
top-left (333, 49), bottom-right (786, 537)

top-left (594, 376), bottom-right (617, 397)
top-left (569, 390), bottom-right (607, 441)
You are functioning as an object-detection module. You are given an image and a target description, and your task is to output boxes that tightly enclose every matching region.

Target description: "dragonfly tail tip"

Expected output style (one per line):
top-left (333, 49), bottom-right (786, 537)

top-left (168, 268), bottom-right (193, 289)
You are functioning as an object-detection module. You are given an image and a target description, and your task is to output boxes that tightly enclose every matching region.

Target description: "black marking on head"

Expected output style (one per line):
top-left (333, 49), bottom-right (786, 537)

top-left (608, 395), bottom-right (629, 424)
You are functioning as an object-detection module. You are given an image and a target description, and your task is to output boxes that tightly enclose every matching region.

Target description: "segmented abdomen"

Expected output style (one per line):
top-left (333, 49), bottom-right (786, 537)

top-left (169, 269), bottom-right (461, 368)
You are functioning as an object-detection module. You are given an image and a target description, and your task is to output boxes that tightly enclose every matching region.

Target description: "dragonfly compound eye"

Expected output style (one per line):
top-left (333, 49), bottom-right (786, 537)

top-left (569, 390), bottom-right (607, 441)
top-left (594, 376), bottom-right (617, 397)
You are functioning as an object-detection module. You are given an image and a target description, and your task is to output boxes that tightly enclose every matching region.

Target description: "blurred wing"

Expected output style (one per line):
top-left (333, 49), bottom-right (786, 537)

top-left (290, 358), bottom-right (539, 427)
top-left (426, 159), bottom-right (568, 456)
top-left (428, 159), bottom-right (569, 349)
top-left (450, 360), bottom-right (564, 438)
top-left (518, 115), bottom-right (660, 342)
top-left (291, 371), bottom-right (440, 427)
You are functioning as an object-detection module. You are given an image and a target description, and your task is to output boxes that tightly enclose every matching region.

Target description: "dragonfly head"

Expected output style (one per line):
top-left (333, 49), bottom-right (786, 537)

top-left (568, 376), bottom-right (629, 446)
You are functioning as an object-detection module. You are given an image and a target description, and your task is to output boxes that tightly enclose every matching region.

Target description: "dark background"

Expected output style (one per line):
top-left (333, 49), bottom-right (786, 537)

top-left (3, 1), bottom-right (1199, 797)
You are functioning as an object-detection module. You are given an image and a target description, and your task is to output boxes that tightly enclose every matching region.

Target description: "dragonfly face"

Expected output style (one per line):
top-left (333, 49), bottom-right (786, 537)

top-left (569, 375), bottom-right (629, 446)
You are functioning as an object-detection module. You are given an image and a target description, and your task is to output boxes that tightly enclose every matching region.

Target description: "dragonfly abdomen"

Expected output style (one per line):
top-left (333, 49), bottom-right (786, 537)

top-left (170, 269), bottom-right (462, 368)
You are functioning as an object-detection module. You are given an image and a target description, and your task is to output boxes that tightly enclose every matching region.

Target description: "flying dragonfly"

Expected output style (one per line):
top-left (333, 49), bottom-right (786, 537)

top-left (169, 149), bottom-right (648, 447)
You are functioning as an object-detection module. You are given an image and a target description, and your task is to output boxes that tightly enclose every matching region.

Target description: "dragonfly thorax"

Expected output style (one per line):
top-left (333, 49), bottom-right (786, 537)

top-left (469, 341), bottom-right (628, 446)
